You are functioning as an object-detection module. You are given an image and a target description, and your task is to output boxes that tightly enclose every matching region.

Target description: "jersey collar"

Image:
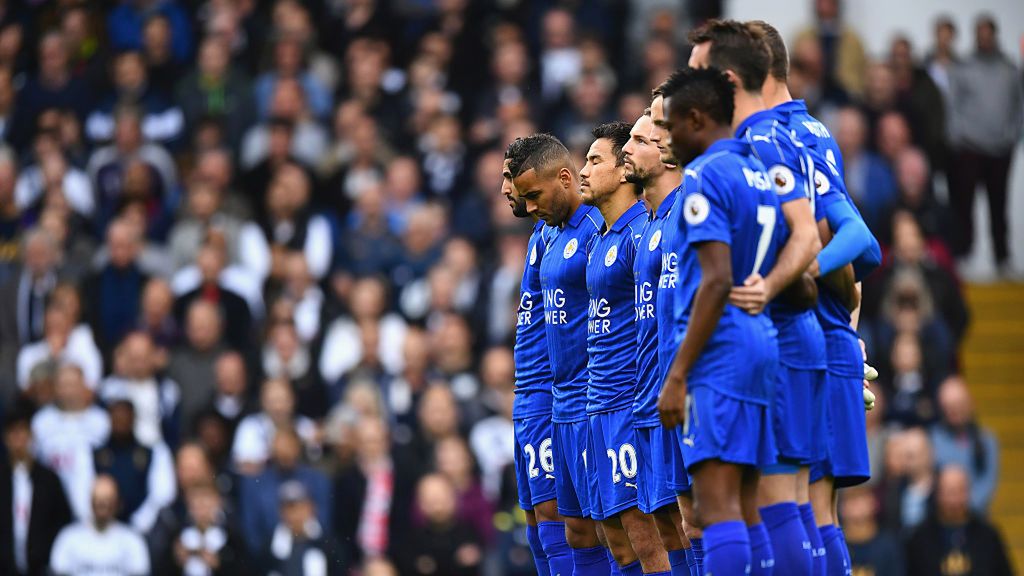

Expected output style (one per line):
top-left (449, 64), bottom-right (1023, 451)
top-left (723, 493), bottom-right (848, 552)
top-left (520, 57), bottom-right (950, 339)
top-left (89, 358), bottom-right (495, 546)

top-left (565, 202), bottom-right (597, 229)
top-left (608, 201), bottom-right (647, 233)
top-left (774, 99), bottom-right (808, 116)
top-left (734, 108), bottom-right (783, 139)
top-left (654, 188), bottom-right (678, 220)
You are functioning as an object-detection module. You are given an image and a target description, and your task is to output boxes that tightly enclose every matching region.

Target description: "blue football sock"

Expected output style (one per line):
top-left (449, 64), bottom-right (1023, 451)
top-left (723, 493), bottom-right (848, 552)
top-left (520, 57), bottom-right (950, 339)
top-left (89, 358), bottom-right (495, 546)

top-left (622, 560), bottom-right (644, 576)
top-left (690, 537), bottom-right (704, 575)
top-left (703, 521), bottom-right (750, 576)
top-left (608, 549), bottom-right (623, 575)
top-left (761, 502), bottom-right (812, 576)
top-left (798, 504), bottom-right (826, 576)
top-left (819, 525), bottom-right (846, 576)
top-left (538, 522), bottom-right (573, 576)
top-left (668, 549), bottom-right (690, 576)
top-left (748, 523), bottom-right (775, 575)
top-left (527, 524), bottom-right (551, 576)
top-left (836, 528), bottom-right (852, 576)
top-left (571, 546), bottom-right (611, 576)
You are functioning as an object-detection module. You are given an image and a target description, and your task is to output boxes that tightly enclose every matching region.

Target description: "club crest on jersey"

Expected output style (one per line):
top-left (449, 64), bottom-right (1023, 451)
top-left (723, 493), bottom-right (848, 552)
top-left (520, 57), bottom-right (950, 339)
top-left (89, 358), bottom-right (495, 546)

top-left (563, 238), bottom-right (578, 259)
top-left (529, 244), bottom-right (537, 265)
top-left (604, 245), bottom-right (617, 266)
top-left (768, 165), bottom-right (796, 195)
top-left (684, 193), bottom-right (710, 225)
top-left (648, 229), bottom-right (662, 252)
top-left (813, 171), bottom-right (830, 195)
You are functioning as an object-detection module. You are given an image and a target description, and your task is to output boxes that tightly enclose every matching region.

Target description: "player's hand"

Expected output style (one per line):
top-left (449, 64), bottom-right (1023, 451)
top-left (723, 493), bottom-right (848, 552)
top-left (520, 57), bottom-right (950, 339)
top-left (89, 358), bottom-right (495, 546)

top-left (861, 339), bottom-right (878, 411)
top-left (807, 257), bottom-right (821, 278)
top-left (729, 273), bottom-right (769, 315)
top-left (657, 376), bottom-right (687, 428)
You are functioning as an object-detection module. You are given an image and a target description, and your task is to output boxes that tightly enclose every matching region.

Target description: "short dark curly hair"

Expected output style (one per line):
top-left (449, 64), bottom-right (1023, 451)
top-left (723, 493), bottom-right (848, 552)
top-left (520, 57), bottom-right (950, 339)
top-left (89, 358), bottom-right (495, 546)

top-left (506, 133), bottom-right (573, 179)
top-left (590, 121), bottom-right (632, 166)
top-left (661, 67), bottom-right (735, 127)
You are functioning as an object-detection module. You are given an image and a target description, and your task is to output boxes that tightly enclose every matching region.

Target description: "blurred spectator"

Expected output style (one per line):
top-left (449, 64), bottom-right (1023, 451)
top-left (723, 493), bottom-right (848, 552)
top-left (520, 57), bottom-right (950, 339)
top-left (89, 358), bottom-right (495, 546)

top-left (82, 219), bottom-right (151, 357)
top-left (925, 17), bottom-right (958, 101)
top-left (833, 105), bottom-right (897, 234)
top-left (842, 486), bottom-right (904, 576)
top-left (882, 331), bottom-right (938, 426)
top-left (332, 417), bottom-right (416, 571)
top-left (206, 351), bottom-right (256, 435)
top-left (891, 147), bottom-right (953, 248)
top-left (320, 276), bottom-right (407, 390)
top-left (888, 36), bottom-right (947, 170)
top-left (240, 80), bottom-right (329, 171)
top-left (86, 106), bottom-right (178, 235)
top-left (259, 163), bottom-right (332, 282)
top-left (947, 15), bottom-right (1023, 274)
top-left (880, 427), bottom-right (935, 533)
top-left (166, 300), bottom-right (227, 436)
top-left (107, 0), bottom-right (192, 64)
top-left (31, 364), bottom-right (110, 520)
top-left (0, 228), bottom-right (63, 358)
top-left (863, 212), bottom-right (967, 353)
top-left (238, 428), bottom-right (331, 556)
top-left (796, 0), bottom-right (868, 96)
top-left (231, 378), bottom-right (318, 475)
top-left (14, 144), bottom-right (93, 219)
top-left (1, 408), bottom-right (73, 576)
top-left (264, 479), bottom-right (340, 576)
top-left (262, 321), bottom-right (325, 419)
top-left (160, 481), bottom-right (249, 576)
top-left (138, 278), bottom-right (179, 350)
top-left (142, 13), bottom-right (183, 98)
top-left (335, 182), bottom-right (403, 278)
top-left (434, 435), bottom-right (494, 545)
top-left (274, 253), bottom-right (322, 344)
top-left (176, 37), bottom-right (254, 149)
top-left (85, 50), bottom-right (185, 148)
top-left (100, 331), bottom-right (181, 447)
top-left (10, 32), bottom-right (91, 150)
top-left (147, 442), bottom-right (218, 563)
top-left (930, 376), bottom-right (999, 513)
top-left (91, 400), bottom-right (176, 533)
top-left (254, 34), bottom-right (332, 122)
top-left (469, 358), bottom-right (515, 501)
top-left (403, 473), bottom-right (483, 576)
top-left (17, 290), bottom-right (103, 391)
top-left (0, 149), bottom-right (21, 280)
top-left (49, 475), bottom-right (150, 575)
top-left (905, 466), bottom-right (1013, 576)
top-left (539, 8), bottom-right (582, 106)
top-left (173, 242), bottom-right (252, 352)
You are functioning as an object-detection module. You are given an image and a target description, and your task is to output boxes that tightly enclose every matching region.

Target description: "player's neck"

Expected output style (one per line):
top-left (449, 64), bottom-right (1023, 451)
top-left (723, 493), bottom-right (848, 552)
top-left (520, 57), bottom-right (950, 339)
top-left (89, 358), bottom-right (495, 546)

top-left (762, 77), bottom-right (793, 108)
top-left (645, 169), bottom-right (681, 213)
top-left (596, 187), bottom-right (637, 232)
top-left (698, 127), bottom-right (734, 154)
top-left (731, 89), bottom-right (768, 132)
top-left (560, 191), bottom-right (583, 228)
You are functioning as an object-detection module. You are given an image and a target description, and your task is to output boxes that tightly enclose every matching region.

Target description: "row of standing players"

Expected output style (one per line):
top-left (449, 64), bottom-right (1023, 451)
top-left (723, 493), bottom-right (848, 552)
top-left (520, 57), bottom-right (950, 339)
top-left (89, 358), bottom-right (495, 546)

top-left (506, 20), bottom-right (883, 576)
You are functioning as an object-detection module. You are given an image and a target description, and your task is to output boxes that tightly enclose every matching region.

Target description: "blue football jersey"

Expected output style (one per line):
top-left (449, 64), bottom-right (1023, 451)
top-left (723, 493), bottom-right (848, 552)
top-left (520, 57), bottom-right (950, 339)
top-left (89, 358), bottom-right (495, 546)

top-left (633, 189), bottom-right (677, 428)
top-left (513, 221), bottom-right (556, 419)
top-left (656, 185), bottom-right (684, 393)
top-left (774, 99), bottom-right (880, 379)
top-left (737, 108), bottom-right (827, 371)
top-left (585, 201), bottom-right (648, 415)
top-left (669, 138), bottom-right (780, 404)
top-left (540, 203), bottom-right (604, 423)
top-left (774, 99), bottom-right (878, 281)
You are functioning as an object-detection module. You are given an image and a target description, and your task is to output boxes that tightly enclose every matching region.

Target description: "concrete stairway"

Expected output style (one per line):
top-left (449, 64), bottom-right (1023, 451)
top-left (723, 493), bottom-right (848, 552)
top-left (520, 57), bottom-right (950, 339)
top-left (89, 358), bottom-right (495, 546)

top-left (962, 282), bottom-right (1024, 570)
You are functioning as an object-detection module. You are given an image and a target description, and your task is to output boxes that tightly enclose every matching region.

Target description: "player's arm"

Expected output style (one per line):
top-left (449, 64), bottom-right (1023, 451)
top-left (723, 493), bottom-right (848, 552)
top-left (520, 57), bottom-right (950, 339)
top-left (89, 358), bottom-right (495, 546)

top-left (730, 197), bottom-right (820, 314)
top-left (814, 200), bottom-right (879, 279)
top-left (658, 241), bottom-right (731, 427)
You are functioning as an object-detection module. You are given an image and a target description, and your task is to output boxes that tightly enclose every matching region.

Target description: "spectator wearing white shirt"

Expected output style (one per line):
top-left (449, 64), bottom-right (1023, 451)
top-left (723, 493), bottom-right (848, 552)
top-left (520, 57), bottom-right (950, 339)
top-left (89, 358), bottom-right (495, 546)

top-left (0, 408), bottom-right (74, 576)
top-left (232, 378), bottom-right (318, 475)
top-left (100, 332), bottom-right (181, 448)
top-left (31, 365), bottom-right (110, 521)
top-left (17, 300), bottom-right (103, 391)
top-left (14, 144), bottom-right (94, 218)
top-left (49, 475), bottom-right (150, 576)
top-left (320, 276), bottom-right (407, 389)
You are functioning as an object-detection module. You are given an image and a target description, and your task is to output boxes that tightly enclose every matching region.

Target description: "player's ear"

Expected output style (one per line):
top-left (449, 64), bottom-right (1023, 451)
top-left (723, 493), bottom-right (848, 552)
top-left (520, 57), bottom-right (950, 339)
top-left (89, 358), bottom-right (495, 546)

top-left (687, 108), bottom-right (704, 133)
top-left (558, 167), bottom-right (572, 190)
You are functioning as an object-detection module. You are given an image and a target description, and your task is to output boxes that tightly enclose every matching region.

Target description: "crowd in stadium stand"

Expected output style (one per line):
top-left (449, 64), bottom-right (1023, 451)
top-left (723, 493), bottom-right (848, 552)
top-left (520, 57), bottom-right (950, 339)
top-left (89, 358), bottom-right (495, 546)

top-left (0, 0), bottom-right (1019, 575)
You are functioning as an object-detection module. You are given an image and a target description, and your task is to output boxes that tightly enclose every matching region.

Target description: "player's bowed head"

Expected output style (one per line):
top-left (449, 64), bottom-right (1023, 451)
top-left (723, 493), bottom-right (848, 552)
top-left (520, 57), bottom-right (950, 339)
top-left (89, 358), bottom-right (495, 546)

top-left (507, 133), bottom-right (581, 228)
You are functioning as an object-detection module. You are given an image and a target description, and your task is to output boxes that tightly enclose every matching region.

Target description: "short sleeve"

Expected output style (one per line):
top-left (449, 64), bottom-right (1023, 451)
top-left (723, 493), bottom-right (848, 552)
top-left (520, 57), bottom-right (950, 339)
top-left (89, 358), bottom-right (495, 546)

top-left (812, 156), bottom-right (845, 221)
top-left (751, 128), bottom-right (810, 205)
top-left (683, 165), bottom-right (732, 246)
